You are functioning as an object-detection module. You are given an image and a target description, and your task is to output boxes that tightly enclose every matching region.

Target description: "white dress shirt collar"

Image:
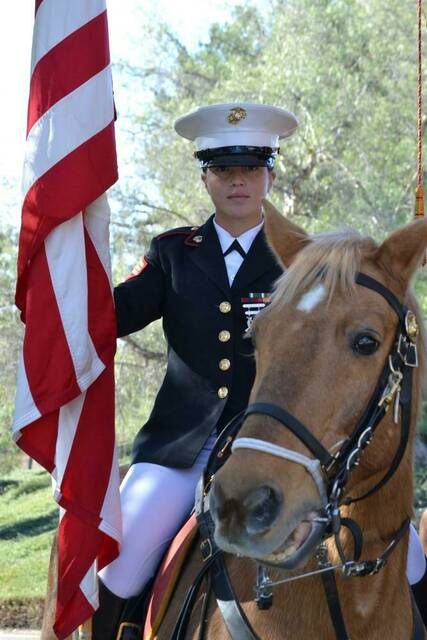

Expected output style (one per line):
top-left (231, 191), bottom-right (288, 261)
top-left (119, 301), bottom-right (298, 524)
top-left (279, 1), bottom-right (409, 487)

top-left (213, 217), bottom-right (264, 255)
top-left (213, 217), bottom-right (264, 286)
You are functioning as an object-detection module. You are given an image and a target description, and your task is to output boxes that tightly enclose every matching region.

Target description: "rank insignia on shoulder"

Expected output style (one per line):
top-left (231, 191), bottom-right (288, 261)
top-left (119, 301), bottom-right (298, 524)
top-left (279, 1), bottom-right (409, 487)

top-left (241, 293), bottom-right (271, 331)
top-left (184, 231), bottom-right (204, 246)
top-left (154, 226), bottom-right (202, 247)
top-left (126, 256), bottom-right (149, 280)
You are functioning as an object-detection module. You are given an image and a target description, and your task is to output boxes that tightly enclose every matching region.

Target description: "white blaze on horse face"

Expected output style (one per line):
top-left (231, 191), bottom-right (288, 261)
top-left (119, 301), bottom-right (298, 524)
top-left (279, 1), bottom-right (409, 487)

top-left (297, 284), bottom-right (326, 313)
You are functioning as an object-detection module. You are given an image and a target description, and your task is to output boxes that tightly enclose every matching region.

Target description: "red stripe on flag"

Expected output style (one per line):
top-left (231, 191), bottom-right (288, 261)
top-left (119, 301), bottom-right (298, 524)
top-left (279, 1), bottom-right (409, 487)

top-left (55, 512), bottom-right (118, 639)
top-left (85, 229), bottom-right (117, 365)
top-left (27, 12), bottom-right (110, 133)
top-left (35, 0), bottom-right (44, 15)
top-left (16, 122), bottom-right (118, 315)
top-left (59, 364), bottom-right (115, 525)
top-left (22, 246), bottom-right (81, 415)
top-left (17, 409), bottom-right (59, 473)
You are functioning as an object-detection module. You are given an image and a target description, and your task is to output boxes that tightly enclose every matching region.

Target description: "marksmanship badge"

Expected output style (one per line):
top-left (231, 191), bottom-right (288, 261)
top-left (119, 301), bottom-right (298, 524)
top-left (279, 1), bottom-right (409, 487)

top-left (228, 107), bottom-right (247, 125)
top-left (241, 293), bottom-right (271, 331)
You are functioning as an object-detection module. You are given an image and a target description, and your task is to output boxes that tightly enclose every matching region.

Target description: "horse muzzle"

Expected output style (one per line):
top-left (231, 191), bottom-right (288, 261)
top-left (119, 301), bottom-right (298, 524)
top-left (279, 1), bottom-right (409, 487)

top-left (209, 478), bottom-right (327, 568)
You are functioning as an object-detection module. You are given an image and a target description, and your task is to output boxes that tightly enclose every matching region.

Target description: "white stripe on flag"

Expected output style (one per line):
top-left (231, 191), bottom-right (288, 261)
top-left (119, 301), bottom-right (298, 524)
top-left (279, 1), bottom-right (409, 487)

top-left (53, 392), bottom-right (86, 491)
top-left (79, 561), bottom-right (99, 610)
top-left (32, 0), bottom-right (106, 72)
top-left (45, 215), bottom-right (105, 391)
top-left (12, 352), bottom-right (41, 435)
top-left (84, 194), bottom-right (113, 287)
top-left (23, 66), bottom-right (114, 193)
top-left (99, 445), bottom-right (122, 541)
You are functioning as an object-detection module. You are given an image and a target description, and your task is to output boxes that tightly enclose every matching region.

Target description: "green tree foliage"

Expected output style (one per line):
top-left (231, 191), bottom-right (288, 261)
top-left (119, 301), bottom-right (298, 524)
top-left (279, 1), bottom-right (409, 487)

top-left (0, 224), bottom-right (22, 472)
top-left (115, 0), bottom-right (422, 239)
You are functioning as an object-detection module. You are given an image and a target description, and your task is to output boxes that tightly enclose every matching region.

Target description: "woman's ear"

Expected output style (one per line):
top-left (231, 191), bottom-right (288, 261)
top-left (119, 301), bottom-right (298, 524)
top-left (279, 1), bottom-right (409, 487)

top-left (267, 170), bottom-right (276, 192)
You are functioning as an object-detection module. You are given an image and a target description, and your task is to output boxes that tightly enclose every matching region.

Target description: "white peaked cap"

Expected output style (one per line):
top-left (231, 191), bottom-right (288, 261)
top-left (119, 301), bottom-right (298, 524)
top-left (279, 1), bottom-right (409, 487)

top-left (174, 102), bottom-right (298, 151)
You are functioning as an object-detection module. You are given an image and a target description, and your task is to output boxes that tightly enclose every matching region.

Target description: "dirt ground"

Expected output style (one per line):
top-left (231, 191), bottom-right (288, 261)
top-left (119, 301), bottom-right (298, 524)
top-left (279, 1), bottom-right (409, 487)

top-left (0, 600), bottom-right (43, 630)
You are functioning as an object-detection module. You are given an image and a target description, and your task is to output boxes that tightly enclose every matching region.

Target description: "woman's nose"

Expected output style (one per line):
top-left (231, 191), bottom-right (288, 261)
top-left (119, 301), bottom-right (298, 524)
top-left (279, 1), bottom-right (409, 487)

top-left (230, 169), bottom-right (245, 184)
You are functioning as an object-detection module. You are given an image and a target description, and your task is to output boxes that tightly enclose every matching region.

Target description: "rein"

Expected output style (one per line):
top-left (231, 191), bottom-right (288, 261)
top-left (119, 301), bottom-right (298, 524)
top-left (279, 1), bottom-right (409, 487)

top-left (174, 271), bottom-right (423, 640)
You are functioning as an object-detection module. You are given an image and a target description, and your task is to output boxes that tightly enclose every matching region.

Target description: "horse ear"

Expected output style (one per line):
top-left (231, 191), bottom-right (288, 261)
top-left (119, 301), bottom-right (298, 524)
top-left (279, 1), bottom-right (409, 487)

top-left (375, 217), bottom-right (427, 290)
top-left (263, 199), bottom-right (310, 268)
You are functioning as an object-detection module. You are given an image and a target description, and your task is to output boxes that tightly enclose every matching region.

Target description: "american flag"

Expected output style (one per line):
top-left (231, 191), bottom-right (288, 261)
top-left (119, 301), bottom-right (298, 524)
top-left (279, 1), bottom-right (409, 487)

top-left (12, 1), bottom-right (121, 637)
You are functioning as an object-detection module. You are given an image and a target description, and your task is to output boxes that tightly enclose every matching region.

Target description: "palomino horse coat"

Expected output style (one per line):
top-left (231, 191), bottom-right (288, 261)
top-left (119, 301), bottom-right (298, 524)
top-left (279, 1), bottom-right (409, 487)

top-left (156, 202), bottom-right (427, 639)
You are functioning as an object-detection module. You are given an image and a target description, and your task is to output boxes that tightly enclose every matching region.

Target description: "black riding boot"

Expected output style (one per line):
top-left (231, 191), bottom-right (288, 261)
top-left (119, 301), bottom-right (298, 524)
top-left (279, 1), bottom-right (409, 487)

top-left (412, 567), bottom-right (427, 628)
top-left (116, 579), bottom-right (154, 640)
top-left (92, 580), bottom-right (126, 640)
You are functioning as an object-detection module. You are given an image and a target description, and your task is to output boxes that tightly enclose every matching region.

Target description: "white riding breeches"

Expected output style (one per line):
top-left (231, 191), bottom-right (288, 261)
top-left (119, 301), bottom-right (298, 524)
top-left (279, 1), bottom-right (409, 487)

top-left (408, 522), bottom-right (427, 585)
top-left (99, 434), bottom-right (216, 598)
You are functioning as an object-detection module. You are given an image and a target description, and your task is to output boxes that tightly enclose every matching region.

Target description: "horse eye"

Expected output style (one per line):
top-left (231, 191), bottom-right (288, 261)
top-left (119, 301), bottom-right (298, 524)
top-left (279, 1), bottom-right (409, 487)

top-left (352, 333), bottom-right (380, 356)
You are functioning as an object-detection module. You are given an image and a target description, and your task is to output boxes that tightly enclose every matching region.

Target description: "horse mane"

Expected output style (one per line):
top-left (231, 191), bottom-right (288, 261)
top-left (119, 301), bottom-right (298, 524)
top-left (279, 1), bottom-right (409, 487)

top-left (271, 229), bottom-right (377, 308)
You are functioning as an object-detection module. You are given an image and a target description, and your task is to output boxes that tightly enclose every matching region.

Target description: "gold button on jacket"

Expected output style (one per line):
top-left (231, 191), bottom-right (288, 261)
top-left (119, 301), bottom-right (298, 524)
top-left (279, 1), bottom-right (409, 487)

top-left (219, 301), bottom-right (231, 314)
top-left (219, 358), bottom-right (231, 371)
top-left (218, 330), bottom-right (231, 342)
top-left (218, 386), bottom-right (229, 399)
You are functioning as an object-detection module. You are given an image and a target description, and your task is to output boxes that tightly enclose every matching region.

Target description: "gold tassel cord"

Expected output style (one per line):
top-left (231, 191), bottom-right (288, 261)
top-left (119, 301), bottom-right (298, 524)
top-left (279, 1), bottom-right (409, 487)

top-left (416, 0), bottom-right (426, 264)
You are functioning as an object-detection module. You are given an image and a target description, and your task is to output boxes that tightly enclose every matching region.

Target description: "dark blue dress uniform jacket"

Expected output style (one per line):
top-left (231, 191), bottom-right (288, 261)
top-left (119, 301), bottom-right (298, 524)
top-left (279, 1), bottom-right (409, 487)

top-left (114, 215), bottom-right (282, 468)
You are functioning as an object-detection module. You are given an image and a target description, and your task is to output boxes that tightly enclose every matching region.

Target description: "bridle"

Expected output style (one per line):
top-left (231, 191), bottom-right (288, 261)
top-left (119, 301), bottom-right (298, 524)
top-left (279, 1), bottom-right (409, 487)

top-left (232, 272), bottom-right (419, 573)
top-left (172, 272), bottom-right (424, 640)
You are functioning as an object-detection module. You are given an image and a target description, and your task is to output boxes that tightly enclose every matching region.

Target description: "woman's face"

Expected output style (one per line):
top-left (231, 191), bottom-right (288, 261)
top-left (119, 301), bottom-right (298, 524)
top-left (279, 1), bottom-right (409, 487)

top-left (201, 166), bottom-right (275, 226)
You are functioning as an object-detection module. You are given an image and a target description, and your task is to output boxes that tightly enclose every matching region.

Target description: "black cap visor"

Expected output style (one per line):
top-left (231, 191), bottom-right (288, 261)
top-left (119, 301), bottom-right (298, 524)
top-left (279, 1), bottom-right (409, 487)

top-left (195, 145), bottom-right (278, 169)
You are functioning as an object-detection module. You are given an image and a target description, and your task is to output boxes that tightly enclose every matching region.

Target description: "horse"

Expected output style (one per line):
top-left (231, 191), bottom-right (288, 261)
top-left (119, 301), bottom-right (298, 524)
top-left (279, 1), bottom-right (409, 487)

top-left (154, 201), bottom-right (427, 640)
top-left (42, 202), bottom-right (427, 639)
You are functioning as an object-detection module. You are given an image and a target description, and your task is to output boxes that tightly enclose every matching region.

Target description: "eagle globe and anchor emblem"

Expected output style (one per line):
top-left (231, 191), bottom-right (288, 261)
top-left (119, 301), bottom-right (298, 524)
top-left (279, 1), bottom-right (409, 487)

top-left (227, 106), bottom-right (247, 125)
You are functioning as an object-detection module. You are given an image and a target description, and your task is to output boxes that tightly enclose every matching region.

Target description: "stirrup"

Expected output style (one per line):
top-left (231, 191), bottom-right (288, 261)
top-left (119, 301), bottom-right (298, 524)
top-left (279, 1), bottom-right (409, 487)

top-left (116, 621), bottom-right (142, 640)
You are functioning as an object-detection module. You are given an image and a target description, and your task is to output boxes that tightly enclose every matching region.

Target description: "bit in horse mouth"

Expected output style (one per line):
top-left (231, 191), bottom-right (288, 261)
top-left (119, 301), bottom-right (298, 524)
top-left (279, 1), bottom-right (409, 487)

top-left (259, 511), bottom-right (328, 569)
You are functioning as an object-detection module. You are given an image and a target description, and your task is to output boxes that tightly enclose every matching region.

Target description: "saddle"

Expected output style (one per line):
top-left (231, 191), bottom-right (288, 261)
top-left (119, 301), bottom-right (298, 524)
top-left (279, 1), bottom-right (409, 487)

top-left (142, 514), bottom-right (198, 640)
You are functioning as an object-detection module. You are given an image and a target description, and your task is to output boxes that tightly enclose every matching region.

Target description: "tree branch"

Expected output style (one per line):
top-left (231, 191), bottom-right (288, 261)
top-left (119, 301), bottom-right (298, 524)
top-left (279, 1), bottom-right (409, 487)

top-left (119, 335), bottom-right (165, 362)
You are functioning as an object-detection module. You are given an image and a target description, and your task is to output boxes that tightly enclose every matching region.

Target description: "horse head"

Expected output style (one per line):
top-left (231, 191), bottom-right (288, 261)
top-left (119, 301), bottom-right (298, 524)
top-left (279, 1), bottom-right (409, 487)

top-left (210, 201), bottom-right (427, 572)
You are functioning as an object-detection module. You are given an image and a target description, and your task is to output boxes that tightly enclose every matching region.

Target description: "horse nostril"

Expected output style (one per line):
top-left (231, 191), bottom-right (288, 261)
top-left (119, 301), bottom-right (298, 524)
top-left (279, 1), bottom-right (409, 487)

top-left (243, 485), bottom-right (282, 535)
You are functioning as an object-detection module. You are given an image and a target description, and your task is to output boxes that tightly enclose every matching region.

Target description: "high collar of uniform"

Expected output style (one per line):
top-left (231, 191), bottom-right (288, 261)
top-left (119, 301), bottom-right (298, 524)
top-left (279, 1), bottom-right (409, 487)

top-left (213, 218), bottom-right (264, 255)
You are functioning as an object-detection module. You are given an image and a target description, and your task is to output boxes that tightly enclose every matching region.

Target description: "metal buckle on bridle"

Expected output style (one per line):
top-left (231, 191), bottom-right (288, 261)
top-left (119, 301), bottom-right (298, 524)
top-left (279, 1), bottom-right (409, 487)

top-left (254, 565), bottom-right (274, 610)
top-left (200, 538), bottom-right (213, 561)
top-left (343, 557), bottom-right (385, 577)
top-left (378, 356), bottom-right (403, 410)
top-left (397, 333), bottom-right (419, 367)
top-left (405, 309), bottom-right (419, 342)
